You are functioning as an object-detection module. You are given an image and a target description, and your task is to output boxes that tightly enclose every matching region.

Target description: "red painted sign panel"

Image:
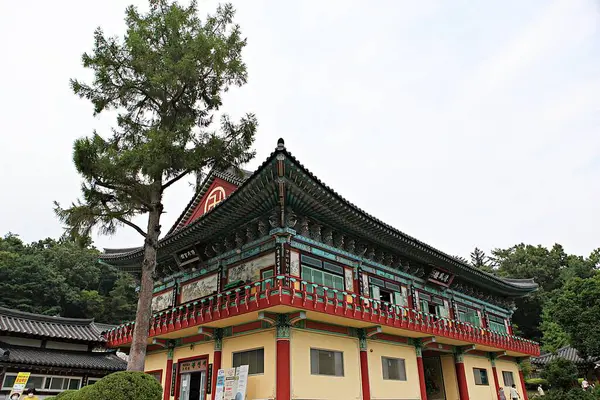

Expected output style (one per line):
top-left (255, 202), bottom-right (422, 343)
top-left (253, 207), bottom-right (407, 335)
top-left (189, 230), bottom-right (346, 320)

top-left (184, 178), bottom-right (239, 225)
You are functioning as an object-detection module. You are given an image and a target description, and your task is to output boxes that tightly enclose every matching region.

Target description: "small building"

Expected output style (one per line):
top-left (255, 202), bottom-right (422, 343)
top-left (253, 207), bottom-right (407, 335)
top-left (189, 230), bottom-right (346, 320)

top-left (0, 307), bottom-right (126, 399)
top-left (531, 346), bottom-right (600, 381)
top-left (102, 139), bottom-right (541, 400)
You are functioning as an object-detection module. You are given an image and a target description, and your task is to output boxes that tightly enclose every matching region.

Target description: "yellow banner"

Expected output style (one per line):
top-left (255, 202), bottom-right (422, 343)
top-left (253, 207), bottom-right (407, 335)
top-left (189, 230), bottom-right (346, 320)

top-left (8, 372), bottom-right (31, 399)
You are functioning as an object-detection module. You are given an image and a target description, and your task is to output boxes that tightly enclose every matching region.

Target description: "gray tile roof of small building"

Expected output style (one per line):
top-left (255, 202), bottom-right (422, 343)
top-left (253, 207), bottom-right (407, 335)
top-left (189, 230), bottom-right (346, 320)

top-left (532, 346), bottom-right (598, 366)
top-left (0, 342), bottom-right (126, 371)
top-left (0, 307), bottom-right (110, 343)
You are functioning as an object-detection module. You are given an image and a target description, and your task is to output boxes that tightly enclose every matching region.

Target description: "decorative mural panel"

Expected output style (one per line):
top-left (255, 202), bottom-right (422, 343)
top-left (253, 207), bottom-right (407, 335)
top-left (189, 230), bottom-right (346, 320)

top-left (180, 273), bottom-right (219, 304)
top-left (361, 273), bottom-right (369, 296)
top-left (228, 253), bottom-right (275, 283)
top-left (290, 251), bottom-right (300, 277)
top-left (344, 268), bottom-right (354, 292)
top-left (152, 289), bottom-right (174, 313)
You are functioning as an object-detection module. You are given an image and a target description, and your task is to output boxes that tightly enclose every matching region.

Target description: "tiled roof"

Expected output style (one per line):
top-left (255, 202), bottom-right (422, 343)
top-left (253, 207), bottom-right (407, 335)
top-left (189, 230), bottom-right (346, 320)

top-left (99, 139), bottom-right (538, 295)
top-left (0, 307), bottom-right (111, 342)
top-left (532, 346), bottom-right (599, 366)
top-left (0, 343), bottom-right (126, 371)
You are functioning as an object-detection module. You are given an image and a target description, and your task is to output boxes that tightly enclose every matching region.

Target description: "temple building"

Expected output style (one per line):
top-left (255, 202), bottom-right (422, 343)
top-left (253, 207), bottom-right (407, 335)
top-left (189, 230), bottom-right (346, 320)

top-left (101, 139), bottom-right (540, 400)
top-left (0, 307), bottom-right (126, 399)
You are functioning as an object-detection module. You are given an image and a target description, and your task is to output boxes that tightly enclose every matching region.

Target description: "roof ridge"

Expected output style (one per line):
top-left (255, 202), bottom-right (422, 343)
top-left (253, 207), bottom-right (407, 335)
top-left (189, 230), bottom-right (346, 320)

top-left (0, 307), bottom-right (95, 326)
top-left (0, 341), bottom-right (115, 355)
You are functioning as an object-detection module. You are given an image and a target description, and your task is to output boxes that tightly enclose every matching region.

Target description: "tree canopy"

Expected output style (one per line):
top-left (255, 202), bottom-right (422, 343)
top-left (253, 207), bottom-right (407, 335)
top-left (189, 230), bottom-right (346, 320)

top-left (0, 233), bottom-right (136, 324)
top-left (55, 0), bottom-right (257, 370)
top-left (546, 274), bottom-right (600, 358)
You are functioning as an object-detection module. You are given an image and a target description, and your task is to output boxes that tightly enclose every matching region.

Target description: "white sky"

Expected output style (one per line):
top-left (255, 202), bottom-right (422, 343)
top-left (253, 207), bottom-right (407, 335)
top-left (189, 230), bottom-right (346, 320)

top-left (1, 0), bottom-right (599, 260)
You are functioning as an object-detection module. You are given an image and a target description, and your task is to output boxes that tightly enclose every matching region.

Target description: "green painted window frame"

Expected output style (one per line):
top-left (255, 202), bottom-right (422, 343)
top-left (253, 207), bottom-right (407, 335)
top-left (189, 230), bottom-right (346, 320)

top-left (301, 265), bottom-right (344, 300)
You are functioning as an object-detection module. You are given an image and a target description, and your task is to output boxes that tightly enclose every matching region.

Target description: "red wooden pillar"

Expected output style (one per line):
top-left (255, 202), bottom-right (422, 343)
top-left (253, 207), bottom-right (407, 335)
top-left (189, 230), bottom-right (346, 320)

top-left (359, 331), bottom-right (371, 400)
top-left (212, 330), bottom-right (223, 398)
top-left (455, 351), bottom-right (470, 400)
top-left (517, 359), bottom-right (529, 400)
top-left (276, 317), bottom-right (291, 400)
top-left (164, 348), bottom-right (174, 400)
top-left (415, 344), bottom-right (428, 400)
top-left (491, 355), bottom-right (501, 400)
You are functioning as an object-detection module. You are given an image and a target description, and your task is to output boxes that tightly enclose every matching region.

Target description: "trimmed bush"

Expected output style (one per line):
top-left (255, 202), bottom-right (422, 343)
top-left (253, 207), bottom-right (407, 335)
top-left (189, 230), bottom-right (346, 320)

top-left (55, 390), bottom-right (78, 400)
top-left (526, 377), bottom-right (549, 390)
top-left (541, 358), bottom-right (578, 390)
top-left (542, 388), bottom-right (598, 400)
top-left (78, 371), bottom-right (162, 400)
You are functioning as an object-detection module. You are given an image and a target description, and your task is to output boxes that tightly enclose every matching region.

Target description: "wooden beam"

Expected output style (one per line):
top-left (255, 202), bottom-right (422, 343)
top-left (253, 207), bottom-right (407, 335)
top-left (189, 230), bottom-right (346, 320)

top-left (151, 338), bottom-right (168, 348)
top-left (289, 311), bottom-right (307, 326)
top-left (459, 345), bottom-right (477, 354)
top-left (197, 327), bottom-right (215, 339)
top-left (258, 312), bottom-right (278, 326)
top-left (365, 326), bottom-right (383, 338)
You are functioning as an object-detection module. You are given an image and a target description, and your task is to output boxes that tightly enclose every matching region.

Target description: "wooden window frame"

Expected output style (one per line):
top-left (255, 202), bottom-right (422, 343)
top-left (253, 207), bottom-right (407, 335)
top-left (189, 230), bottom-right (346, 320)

top-left (232, 347), bottom-right (265, 375)
top-left (473, 368), bottom-right (489, 386)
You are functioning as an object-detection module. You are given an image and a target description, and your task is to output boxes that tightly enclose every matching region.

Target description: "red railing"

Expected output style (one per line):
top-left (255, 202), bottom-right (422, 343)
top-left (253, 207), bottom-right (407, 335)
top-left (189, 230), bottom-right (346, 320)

top-left (104, 275), bottom-right (540, 356)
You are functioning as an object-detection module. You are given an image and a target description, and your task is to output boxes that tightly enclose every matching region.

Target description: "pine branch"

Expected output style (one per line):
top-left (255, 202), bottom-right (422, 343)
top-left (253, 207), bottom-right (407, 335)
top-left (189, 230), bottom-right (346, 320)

top-left (115, 216), bottom-right (147, 237)
top-left (162, 169), bottom-right (191, 191)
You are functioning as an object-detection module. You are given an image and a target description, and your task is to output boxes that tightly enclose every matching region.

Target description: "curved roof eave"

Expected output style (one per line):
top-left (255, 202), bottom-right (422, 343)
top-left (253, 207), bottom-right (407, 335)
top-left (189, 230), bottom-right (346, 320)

top-left (100, 140), bottom-right (538, 296)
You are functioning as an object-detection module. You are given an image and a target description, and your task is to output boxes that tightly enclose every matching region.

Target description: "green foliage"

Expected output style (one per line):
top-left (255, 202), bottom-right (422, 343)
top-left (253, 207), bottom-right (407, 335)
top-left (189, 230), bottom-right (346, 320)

top-left (79, 371), bottom-right (162, 400)
top-left (525, 377), bottom-right (548, 390)
top-left (470, 247), bottom-right (494, 273)
top-left (55, 0), bottom-right (257, 240)
top-left (541, 388), bottom-right (599, 400)
top-left (547, 274), bottom-right (600, 358)
top-left (55, 0), bottom-right (257, 370)
top-left (55, 390), bottom-right (78, 399)
top-left (0, 233), bottom-right (136, 324)
top-left (490, 243), bottom-right (599, 341)
top-left (541, 358), bottom-right (579, 390)
top-left (540, 308), bottom-right (570, 353)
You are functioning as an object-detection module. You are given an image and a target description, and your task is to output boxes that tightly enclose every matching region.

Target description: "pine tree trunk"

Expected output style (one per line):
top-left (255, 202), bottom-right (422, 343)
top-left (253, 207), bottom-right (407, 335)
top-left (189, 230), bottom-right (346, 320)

top-left (127, 198), bottom-right (162, 371)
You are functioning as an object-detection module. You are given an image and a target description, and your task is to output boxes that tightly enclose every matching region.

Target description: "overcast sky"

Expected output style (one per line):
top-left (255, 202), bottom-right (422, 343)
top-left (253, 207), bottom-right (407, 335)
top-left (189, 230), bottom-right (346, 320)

top-left (1, 0), bottom-right (599, 260)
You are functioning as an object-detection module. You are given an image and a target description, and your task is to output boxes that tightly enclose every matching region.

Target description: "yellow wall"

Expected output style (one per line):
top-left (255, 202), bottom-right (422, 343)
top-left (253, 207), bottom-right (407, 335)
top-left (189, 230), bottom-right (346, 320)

top-left (496, 359), bottom-right (523, 400)
top-left (463, 355), bottom-right (496, 400)
top-left (221, 330), bottom-right (276, 400)
top-left (366, 340), bottom-right (420, 400)
top-left (145, 350), bottom-right (169, 390)
top-left (440, 354), bottom-right (459, 400)
top-left (291, 329), bottom-right (361, 400)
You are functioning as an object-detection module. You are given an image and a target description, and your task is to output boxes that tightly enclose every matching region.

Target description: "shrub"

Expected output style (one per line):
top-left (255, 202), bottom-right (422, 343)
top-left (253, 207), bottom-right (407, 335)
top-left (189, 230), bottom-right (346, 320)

top-left (542, 388), bottom-right (598, 400)
top-left (78, 371), bottom-right (162, 400)
top-left (526, 377), bottom-right (549, 390)
top-left (541, 358), bottom-right (578, 390)
top-left (55, 390), bottom-right (78, 400)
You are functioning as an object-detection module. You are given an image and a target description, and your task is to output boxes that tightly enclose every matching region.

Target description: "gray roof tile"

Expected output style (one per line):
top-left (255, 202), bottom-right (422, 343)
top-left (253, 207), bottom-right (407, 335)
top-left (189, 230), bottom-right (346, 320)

top-left (0, 343), bottom-right (126, 371)
top-left (0, 307), bottom-right (113, 342)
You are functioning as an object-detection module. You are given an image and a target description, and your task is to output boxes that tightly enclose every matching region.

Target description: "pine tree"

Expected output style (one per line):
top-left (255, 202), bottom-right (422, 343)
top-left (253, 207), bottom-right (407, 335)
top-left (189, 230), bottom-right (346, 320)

top-left (470, 247), bottom-right (493, 273)
top-left (55, 0), bottom-right (257, 370)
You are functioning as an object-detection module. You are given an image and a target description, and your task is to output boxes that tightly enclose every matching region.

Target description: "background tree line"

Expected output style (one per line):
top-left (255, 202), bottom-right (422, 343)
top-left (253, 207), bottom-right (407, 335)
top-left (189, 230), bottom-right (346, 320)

top-left (469, 244), bottom-right (600, 358)
top-left (0, 233), bottom-right (137, 324)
